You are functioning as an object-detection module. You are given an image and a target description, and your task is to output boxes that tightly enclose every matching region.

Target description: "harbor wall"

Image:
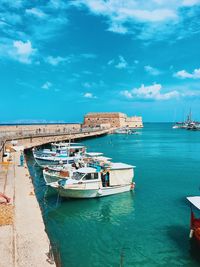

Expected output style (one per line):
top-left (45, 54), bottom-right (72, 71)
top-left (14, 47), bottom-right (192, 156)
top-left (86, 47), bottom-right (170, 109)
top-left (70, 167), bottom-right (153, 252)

top-left (2, 128), bottom-right (110, 150)
top-left (0, 123), bottom-right (81, 138)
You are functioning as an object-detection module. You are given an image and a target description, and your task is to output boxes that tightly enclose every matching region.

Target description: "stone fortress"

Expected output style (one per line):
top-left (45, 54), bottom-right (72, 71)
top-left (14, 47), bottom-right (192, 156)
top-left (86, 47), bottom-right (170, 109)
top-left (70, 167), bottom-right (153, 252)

top-left (82, 112), bottom-right (143, 129)
top-left (0, 112), bottom-right (143, 141)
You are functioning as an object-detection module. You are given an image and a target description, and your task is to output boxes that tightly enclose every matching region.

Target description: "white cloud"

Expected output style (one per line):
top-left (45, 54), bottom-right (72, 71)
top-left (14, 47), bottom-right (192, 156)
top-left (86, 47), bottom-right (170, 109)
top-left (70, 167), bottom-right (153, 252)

top-left (48, 0), bottom-right (68, 9)
top-left (25, 8), bottom-right (46, 18)
top-left (72, 0), bottom-right (200, 40)
top-left (13, 40), bottom-right (33, 55)
top-left (121, 90), bottom-right (133, 99)
top-left (182, 0), bottom-right (200, 6)
top-left (46, 56), bottom-right (69, 66)
top-left (144, 65), bottom-right (161, 76)
top-left (120, 8), bottom-right (177, 22)
top-left (121, 83), bottom-right (179, 100)
top-left (0, 2), bottom-right (69, 52)
top-left (108, 23), bottom-right (128, 34)
top-left (0, 2), bottom-right (71, 64)
top-left (73, 1), bottom-right (178, 22)
top-left (115, 55), bottom-right (128, 69)
top-left (83, 92), bottom-right (97, 98)
top-left (174, 68), bottom-right (200, 79)
top-left (12, 40), bottom-right (36, 64)
top-left (42, 81), bottom-right (52, 90)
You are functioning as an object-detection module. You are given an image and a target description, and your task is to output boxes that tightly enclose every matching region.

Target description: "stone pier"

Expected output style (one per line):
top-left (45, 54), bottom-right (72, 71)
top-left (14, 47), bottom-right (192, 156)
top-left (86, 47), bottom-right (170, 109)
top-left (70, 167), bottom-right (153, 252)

top-left (0, 126), bottom-right (111, 267)
top-left (0, 151), bottom-right (56, 267)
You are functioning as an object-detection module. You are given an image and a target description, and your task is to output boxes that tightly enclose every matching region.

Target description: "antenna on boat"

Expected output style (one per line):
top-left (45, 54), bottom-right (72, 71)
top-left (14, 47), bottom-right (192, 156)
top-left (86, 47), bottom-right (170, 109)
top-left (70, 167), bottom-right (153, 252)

top-left (190, 108), bottom-right (192, 122)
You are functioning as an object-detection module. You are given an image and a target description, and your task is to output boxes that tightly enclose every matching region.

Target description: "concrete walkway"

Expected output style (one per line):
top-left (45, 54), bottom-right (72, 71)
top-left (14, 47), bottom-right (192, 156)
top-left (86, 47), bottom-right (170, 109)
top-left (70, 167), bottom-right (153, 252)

top-left (0, 151), bottom-right (55, 267)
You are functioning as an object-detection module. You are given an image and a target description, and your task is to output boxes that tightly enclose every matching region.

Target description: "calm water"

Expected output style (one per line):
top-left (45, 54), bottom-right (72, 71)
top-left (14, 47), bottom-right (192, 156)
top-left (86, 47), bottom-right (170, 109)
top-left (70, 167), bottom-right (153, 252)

top-left (27, 123), bottom-right (200, 267)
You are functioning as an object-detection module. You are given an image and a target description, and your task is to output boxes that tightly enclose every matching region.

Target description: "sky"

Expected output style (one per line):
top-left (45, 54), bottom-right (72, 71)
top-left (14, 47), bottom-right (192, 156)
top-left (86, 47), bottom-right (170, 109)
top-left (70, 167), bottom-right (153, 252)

top-left (1, 0), bottom-right (200, 123)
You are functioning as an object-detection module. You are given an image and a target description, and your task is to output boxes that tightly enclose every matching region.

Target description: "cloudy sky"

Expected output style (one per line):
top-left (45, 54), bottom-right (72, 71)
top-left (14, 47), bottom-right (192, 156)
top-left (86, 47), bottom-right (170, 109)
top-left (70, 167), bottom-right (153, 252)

top-left (1, 0), bottom-right (200, 122)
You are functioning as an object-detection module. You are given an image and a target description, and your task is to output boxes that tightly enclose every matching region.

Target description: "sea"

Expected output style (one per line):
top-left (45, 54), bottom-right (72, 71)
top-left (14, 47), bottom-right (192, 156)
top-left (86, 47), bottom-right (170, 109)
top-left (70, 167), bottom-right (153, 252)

top-left (26, 123), bottom-right (200, 267)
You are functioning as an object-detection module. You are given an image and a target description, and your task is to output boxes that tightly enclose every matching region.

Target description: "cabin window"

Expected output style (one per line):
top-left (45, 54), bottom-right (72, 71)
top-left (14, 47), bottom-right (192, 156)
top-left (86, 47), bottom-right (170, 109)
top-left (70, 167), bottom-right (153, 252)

top-left (83, 173), bottom-right (98, 180)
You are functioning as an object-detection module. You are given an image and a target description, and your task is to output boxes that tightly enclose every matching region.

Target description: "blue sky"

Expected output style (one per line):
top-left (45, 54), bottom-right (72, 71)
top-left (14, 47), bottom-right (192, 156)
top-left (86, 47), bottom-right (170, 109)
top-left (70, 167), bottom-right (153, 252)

top-left (1, 0), bottom-right (200, 123)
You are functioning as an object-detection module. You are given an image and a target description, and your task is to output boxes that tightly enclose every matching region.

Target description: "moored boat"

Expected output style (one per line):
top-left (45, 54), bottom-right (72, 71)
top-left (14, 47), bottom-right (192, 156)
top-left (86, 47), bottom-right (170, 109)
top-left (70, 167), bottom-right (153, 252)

top-left (114, 128), bottom-right (140, 135)
top-left (187, 196), bottom-right (200, 245)
top-left (33, 144), bottom-right (86, 167)
top-left (172, 110), bottom-right (200, 130)
top-left (43, 152), bottom-right (110, 184)
top-left (49, 162), bottom-right (135, 199)
top-left (172, 122), bottom-right (184, 129)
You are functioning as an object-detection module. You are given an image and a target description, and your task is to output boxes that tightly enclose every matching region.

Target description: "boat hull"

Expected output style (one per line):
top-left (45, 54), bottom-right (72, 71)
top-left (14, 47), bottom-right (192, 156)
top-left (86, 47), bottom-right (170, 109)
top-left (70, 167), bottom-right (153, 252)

top-left (35, 157), bottom-right (74, 167)
top-left (57, 184), bottom-right (134, 199)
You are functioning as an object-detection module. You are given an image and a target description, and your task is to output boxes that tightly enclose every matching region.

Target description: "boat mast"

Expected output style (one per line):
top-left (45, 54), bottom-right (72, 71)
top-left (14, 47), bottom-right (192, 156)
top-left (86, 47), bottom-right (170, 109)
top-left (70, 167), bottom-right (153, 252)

top-left (189, 108), bottom-right (192, 122)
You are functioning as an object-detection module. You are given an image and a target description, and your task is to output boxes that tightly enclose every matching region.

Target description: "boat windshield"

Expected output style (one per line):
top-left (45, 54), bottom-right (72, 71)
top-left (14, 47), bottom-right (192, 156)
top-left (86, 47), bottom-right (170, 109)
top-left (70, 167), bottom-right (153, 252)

top-left (72, 172), bottom-right (85, 180)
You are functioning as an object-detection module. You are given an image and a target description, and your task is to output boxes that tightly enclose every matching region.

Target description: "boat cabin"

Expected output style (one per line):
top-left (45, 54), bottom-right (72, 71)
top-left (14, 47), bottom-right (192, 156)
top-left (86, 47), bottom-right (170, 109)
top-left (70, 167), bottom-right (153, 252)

top-left (61, 163), bottom-right (135, 190)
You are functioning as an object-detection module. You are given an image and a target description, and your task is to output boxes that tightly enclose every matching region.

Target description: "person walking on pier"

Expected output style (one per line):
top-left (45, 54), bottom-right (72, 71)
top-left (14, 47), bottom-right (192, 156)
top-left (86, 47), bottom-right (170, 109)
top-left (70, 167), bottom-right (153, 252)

top-left (20, 151), bottom-right (24, 167)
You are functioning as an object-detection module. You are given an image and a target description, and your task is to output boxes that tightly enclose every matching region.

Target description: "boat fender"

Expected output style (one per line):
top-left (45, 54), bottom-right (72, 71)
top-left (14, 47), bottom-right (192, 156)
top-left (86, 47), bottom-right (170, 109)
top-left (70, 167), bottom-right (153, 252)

top-left (97, 189), bottom-right (102, 195)
top-left (130, 182), bottom-right (135, 190)
top-left (189, 229), bottom-right (194, 239)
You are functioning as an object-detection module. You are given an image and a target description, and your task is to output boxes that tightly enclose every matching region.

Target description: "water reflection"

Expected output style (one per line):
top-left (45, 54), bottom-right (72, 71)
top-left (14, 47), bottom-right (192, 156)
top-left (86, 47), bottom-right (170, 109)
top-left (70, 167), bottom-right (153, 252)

top-left (44, 190), bottom-right (135, 226)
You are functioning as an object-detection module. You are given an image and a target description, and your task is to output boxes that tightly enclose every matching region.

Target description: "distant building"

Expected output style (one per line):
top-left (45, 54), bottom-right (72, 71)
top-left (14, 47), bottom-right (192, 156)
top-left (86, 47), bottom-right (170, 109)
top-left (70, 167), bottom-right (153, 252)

top-left (82, 112), bottom-right (143, 129)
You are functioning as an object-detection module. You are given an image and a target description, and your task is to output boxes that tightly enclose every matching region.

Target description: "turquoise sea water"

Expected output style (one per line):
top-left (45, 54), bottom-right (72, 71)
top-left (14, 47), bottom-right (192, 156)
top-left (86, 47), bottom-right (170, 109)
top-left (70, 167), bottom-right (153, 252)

top-left (27, 123), bottom-right (200, 267)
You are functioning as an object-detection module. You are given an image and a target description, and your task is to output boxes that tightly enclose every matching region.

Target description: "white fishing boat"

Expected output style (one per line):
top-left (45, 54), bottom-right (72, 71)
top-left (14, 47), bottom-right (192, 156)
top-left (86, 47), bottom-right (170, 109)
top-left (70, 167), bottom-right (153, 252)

top-left (51, 142), bottom-right (83, 149)
top-left (43, 152), bottom-right (110, 184)
top-left (172, 124), bottom-right (180, 129)
top-left (50, 162), bottom-right (135, 198)
top-left (33, 145), bottom-right (86, 167)
top-left (114, 128), bottom-right (132, 134)
top-left (33, 142), bottom-right (84, 157)
top-left (114, 128), bottom-right (140, 135)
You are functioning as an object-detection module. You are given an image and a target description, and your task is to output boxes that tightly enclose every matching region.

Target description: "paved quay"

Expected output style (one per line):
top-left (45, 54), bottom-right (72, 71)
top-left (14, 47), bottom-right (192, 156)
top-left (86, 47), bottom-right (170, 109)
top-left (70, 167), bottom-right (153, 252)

top-left (0, 150), bottom-right (55, 267)
top-left (0, 127), bottom-right (112, 267)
